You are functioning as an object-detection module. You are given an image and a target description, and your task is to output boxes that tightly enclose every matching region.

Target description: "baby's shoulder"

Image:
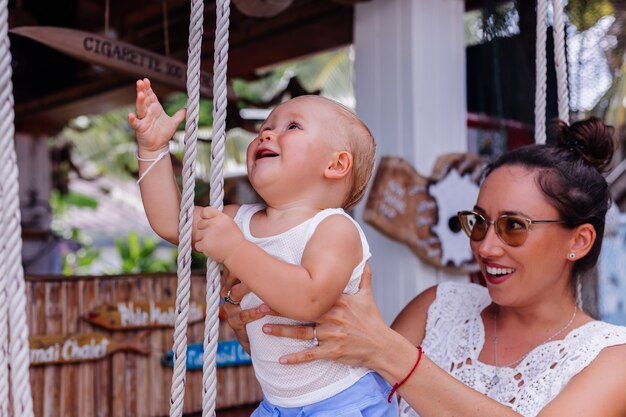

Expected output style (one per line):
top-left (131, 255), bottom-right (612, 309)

top-left (311, 212), bottom-right (360, 240)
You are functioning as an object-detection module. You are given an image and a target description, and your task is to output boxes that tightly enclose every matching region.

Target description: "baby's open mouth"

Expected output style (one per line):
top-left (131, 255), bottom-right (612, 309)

top-left (256, 149), bottom-right (279, 159)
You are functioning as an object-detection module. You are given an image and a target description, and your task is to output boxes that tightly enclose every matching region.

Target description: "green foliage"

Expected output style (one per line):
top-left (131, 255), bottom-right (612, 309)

top-left (115, 231), bottom-right (177, 273)
top-left (232, 71), bottom-right (289, 102)
top-left (163, 93), bottom-right (215, 127)
top-left (191, 251), bottom-right (209, 271)
top-left (568, 0), bottom-right (614, 32)
top-left (61, 228), bottom-right (101, 275)
top-left (61, 108), bottom-right (138, 181)
top-left (232, 47), bottom-right (353, 105)
top-left (50, 189), bottom-right (99, 216)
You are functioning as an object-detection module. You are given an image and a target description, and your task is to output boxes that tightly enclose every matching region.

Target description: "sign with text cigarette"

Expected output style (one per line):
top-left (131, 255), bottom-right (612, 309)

top-left (10, 26), bottom-right (218, 97)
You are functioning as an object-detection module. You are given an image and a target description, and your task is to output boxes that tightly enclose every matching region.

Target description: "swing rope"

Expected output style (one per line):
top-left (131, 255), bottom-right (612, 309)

top-left (169, 0), bottom-right (205, 415)
top-left (203, 1), bottom-right (230, 417)
top-left (552, 0), bottom-right (570, 124)
top-left (535, 0), bottom-right (548, 144)
top-left (170, 1), bottom-right (230, 416)
top-left (0, 0), bottom-right (34, 415)
top-left (536, 0), bottom-right (570, 145)
top-left (536, 0), bottom-right (579, 303)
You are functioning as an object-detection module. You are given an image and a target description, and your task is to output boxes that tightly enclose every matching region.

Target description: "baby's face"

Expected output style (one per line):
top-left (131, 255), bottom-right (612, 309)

top-left (245, 97), bottom-right (345, 197)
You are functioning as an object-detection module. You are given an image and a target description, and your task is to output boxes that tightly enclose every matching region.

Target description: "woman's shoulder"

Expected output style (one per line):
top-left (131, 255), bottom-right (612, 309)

top-left (422, 281), bottom-right (490, 329)
top-left (539, 321), bottom-right (626, 417)
top-left (569, 320), bottom-right (626, 347)
top-left (434, 280), bottom-right (490, 307)
top-left (550, 320), bottom-right (626, 388)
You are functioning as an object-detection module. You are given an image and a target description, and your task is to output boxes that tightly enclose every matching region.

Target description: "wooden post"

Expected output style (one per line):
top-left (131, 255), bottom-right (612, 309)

top-left (353, 0), bottom-right (468, 323)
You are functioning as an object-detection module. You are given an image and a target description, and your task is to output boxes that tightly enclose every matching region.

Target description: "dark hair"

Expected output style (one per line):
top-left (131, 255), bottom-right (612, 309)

top-left (484, 117), bottom-right (615, 277)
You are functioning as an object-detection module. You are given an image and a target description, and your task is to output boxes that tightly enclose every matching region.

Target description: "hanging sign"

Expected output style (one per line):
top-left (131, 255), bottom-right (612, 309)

top-left (364, 154), bottom-right (484, 271)
top-left (84, 301), bottom-right (207, 331)
top-left (10, 26), bottom-right (215, 97)
top-left (161, 339), bottom-right (252, 370)
top-left (30, 332), bottom-right (148, 366)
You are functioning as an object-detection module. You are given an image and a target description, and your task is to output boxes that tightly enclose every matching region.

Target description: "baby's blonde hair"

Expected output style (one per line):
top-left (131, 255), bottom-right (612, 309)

top-left (305, 96), bottom-right (376, 211)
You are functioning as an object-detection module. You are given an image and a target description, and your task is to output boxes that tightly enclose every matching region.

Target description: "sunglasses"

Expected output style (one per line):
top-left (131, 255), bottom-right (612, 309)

top-left (457, 210), bottom-right (566, 247)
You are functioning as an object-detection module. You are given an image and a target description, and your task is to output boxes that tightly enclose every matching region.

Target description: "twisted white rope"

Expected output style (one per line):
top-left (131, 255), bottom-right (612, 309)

top-left (552, 0), bottom-right (570, 124)
top-left (169, 0), bottom-right (204, 416)
top-left (535, 0), bottom-right (548, 144)
top-left (203, 1), bottom-right (230, 416)
top-left (0, 0), bottom-right (34, 415)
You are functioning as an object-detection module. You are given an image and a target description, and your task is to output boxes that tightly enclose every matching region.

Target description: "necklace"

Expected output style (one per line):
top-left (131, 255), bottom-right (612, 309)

top-left (490, 305), bottom-right (577, 385)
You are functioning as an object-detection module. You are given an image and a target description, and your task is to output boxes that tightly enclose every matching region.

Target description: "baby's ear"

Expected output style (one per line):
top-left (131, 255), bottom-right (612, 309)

top-left (325, 151), bottom-right (353, 179)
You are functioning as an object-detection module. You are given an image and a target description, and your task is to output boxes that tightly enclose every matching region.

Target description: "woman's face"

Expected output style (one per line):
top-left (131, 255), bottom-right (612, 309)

top-left (471, 165), bottom-right (575, 307)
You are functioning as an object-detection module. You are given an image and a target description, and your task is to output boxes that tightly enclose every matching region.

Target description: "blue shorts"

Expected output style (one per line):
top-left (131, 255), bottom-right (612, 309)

top-left (251, 372), bottom-right (398, 417)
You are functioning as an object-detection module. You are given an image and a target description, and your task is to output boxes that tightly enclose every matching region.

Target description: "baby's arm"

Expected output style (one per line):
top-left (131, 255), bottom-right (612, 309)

top-left (196, 208), bottom-right (362, 322)
top-left (128, 78), bottom-right (203, 244)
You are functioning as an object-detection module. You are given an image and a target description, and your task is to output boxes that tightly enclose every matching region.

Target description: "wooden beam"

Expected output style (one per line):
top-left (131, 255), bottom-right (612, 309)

top-left (15, 76), bottom-right (177, 133)
top-left (207, 6), bottom-right (354, 77)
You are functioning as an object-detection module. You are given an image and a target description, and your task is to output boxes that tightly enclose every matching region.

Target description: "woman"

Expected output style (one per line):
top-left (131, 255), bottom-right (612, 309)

top-left (221, 117), bottom-right (626, 416)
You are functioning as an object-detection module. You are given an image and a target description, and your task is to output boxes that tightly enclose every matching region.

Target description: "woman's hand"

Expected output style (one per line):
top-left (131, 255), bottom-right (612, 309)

top-left (262, 263), bottom-right (395, 372)
top-left (220, 268), bottom-right (275, 353)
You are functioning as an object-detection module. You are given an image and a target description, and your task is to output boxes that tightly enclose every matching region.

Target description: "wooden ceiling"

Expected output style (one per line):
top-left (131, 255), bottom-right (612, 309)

top-left (9, 0), bottom-right (485, 132)
top-left (9, 0), bottom-right (361, 131)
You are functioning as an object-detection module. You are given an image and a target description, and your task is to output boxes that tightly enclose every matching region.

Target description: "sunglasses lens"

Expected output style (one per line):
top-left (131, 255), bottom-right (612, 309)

top-left (496, 216), bottom-right (528, 246)
top-left (459, 212), bottom-right (488, 241)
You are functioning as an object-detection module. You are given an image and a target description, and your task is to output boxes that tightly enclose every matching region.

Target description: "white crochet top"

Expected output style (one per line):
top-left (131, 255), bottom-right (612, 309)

top-left (234, 204), bottom-right (370, 407)
top-left (399, 282), bottom-right (626, 417)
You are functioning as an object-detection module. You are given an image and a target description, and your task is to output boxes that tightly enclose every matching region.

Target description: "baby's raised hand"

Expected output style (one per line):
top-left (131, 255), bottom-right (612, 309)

top-left (128, 78), bottom-right (186, 152)
top-left (195, 207), bottom-right (245, 263)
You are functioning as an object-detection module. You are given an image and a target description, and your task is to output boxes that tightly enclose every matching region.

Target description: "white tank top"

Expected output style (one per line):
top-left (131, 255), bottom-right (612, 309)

top-left (234, 204), bottom-right (371, 407)
top-left (399, 282), bottom-right (626, 417)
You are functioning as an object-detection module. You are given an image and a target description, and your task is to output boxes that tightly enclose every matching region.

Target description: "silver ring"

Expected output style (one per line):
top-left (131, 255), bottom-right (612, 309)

top-left (312, 325), bottom-right (319, 347)
top-left (223, 289), bottom-right (240, 305)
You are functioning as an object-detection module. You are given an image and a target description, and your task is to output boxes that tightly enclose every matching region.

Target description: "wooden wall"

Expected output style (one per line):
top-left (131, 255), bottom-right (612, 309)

top-left (26, 272), bottom-right (263, 417)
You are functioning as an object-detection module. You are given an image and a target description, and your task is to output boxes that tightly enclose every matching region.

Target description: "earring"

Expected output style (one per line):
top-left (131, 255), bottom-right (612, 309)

top-left (568, 252), bottom-right (576, 260)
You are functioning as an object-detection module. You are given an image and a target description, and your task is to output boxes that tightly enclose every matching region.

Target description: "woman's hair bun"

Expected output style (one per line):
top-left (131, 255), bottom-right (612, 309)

top-left (553, 117), bottom-right (615, 172)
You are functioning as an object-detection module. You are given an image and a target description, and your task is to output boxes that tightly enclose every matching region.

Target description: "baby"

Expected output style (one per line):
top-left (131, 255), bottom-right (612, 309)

top-left (129, 78), bottom-right (397, 416)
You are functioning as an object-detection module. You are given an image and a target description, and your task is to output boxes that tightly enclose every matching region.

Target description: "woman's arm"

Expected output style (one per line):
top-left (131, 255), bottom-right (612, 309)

top-left (226, 264), bottom-right (626, 417)
top-left (264, 265), bottom-right (520, 417)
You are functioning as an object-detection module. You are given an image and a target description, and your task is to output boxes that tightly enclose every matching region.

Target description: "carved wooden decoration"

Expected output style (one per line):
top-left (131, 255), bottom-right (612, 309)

top-left (30, 332), bottom-right (149, 366)
top-left (84, 301), bottom-right (207, 330)
top-left (364, 154), bottom-right (485, 271)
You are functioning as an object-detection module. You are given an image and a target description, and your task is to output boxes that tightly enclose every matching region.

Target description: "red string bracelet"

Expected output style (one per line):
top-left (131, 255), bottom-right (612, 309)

top-left (387, 346), bottom-right (423, 403)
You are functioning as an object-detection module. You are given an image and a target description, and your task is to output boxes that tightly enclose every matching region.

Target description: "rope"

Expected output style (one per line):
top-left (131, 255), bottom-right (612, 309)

top-left (203, 1), bottom-right (230, 416)
top-left (552, 0), bottom-right (570, 124)
top-left (0, 0), bottom-right (34, 415)
top-left (535, 0), bottom-right (548, 144)
top-left (169, 0), bottom-right (204, 415)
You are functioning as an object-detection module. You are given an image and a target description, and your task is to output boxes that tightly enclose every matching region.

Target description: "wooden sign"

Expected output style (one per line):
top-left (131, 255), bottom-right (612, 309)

top-left (10, 26), bottom-right (217, 97)
top-left (30, 332), bottom-right (148, 366)
top-left (161, 339), bottom-right (252, 370)
top-left (364, 154), bottom-right (484, 271)
top-left (84, 301), bottom-right (207, 330)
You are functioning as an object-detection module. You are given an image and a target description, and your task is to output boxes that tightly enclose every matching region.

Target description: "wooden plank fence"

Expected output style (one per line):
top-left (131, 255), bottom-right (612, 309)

top-left (26, 272), bottom-right (263, 417)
